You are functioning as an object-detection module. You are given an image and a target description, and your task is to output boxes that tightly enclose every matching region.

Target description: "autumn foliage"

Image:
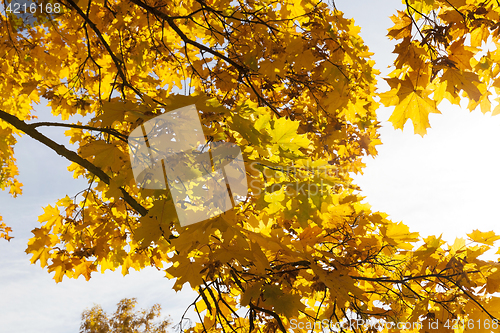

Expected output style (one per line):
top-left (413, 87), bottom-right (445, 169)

top-left (79, 298), bottom-right (171, 333)
top-left (2, 0), bottom-right (500, 332)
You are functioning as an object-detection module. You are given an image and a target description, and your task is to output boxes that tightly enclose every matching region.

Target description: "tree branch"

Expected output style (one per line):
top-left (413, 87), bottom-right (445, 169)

top-left (31, 121), bottom-right (128, 141)
top-left (442, 274), bottom-right (499, 321)
top-left (127, 0), bottom-right (248, 75)
top-left (125, 0), bottom-right (283, 116)
top-left (65, 0), bottom-right (143, 99)
top-left (0, 110), bottom-right (148, 216)
top-left (350, 270), bottom-right (480, 284)
top-left (249, 303), bottom-right (287, 333)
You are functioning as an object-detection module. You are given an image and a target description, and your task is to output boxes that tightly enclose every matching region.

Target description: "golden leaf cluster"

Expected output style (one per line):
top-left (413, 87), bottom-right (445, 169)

top-left (0, 0), bottom-right (499, 332)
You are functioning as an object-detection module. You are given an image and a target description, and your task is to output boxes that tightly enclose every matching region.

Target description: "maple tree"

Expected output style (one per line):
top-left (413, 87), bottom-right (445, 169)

top-left (2, 0), bottom-right (500, 332)
top-left (79, 298), bottom-right (171, 333)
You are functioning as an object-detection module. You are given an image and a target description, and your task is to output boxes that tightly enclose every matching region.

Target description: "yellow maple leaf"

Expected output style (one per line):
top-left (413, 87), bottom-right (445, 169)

top-left (388, 90), bottom-right (440, 136)
top-left (38, 205), bottom-right (63, 229)
top-left (268, 117), bottom-right (311, 154)
top-left (441, 68), bottom-right (481, 102)
top-left (387, 11), bottom-right (412, 40)
top-left (383, 222), bottom-right (420, 249)
top-left (468, 230), bottom-right (500, 246)
top-left (79, 140), bottom-right (127, 173)
top-left (165, 260), bottom-right (205, 291)
top-left (448, 40), bottom-right (475, 71)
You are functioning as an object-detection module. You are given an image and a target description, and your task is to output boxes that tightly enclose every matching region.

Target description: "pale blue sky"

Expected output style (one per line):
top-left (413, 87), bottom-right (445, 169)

top-left (2, 1), bottom-right (500, 332)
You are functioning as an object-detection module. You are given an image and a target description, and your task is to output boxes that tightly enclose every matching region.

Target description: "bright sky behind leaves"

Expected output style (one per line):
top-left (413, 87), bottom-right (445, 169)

top-left (1, 0), bottom-right (500, 332)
